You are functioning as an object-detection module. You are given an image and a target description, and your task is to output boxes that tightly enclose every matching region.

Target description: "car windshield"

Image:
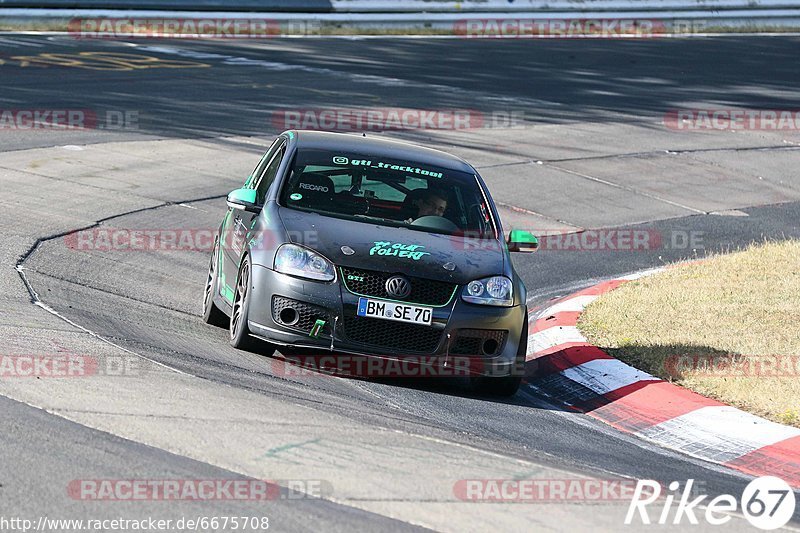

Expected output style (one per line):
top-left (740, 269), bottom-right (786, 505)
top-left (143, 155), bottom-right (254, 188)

top-left (280, 149), bottom-right (497, 238)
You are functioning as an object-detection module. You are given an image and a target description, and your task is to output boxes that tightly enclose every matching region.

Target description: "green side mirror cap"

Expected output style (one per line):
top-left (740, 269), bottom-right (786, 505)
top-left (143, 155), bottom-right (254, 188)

top-left (227, 188), bottom-right (260, 213)
top-left (508, 229), bottom-right (539, 253)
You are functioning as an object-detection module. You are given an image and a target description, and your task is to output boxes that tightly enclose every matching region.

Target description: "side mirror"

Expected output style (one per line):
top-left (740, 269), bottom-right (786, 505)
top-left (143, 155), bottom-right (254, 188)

top-left (507, 229), bottom-right (538, 253)
top-left (227, 188), bottom-right (261, 213)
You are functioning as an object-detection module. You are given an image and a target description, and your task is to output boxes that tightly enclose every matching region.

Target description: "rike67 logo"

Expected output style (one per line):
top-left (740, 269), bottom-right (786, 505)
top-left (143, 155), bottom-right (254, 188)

top-left (626, 477), bottom-right (796, 530)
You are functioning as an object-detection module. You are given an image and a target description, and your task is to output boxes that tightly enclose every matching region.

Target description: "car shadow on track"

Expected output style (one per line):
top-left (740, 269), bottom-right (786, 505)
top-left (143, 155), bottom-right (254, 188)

top-left (269, 348), bottom-right (561, 408)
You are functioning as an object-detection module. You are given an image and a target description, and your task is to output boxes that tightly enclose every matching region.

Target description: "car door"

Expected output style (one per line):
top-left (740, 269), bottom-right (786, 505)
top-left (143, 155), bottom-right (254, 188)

top-left (219, 138), bottom-right (287, 296)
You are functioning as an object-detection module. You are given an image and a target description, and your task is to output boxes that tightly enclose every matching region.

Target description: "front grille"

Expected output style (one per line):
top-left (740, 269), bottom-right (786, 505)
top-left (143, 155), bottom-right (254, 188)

top-left (450, 329), bottom-right (508, 356)
top-left (340, 267), bottom-right (457, 306)
top-left (272, 296), bottom-right (331, 338)
top-left (342, 315), bottom-right (443, 353)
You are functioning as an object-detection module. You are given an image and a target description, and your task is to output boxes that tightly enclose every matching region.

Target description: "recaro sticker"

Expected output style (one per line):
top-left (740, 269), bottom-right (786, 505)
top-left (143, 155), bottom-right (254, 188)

top-left (370, 241), bottom-right (430, 261)
top-left (299, 183), bottom-right (329, 192)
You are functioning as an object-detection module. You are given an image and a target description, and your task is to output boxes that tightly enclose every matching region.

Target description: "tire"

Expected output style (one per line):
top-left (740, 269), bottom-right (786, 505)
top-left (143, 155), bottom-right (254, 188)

top-left (229, 255), bottom-right (259, 351)
top-left (202, 240), bottom-right (228, 328)
top-left (471, 317), bottom-right (528, 397)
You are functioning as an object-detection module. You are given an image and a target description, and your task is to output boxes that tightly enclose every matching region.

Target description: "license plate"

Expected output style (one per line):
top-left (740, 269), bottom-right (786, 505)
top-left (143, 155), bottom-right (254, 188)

top-left (357, 297), bottom-right (433, 326)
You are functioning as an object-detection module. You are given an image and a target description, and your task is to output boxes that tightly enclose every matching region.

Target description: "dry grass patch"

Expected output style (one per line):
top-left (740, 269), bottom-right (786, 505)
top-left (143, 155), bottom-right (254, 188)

top-left (578, 240), bottom-right (800, 427)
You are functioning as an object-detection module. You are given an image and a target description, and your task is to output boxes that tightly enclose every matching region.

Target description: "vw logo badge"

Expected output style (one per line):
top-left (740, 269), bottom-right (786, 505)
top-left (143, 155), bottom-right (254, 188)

top-left (385, 276), bottom-right (412, 299)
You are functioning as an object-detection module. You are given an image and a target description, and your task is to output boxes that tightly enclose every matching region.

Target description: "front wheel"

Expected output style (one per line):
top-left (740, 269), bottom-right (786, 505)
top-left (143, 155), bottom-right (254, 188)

top-left (229, 256), bottom-right (277, 357)
top-left (230, 256), bottom-right (259, 351)
top-left (202, 241), bottom-right (228, 328)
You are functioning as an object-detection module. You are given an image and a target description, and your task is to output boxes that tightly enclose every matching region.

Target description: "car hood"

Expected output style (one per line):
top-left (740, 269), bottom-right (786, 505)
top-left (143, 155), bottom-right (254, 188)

top-left (277, 207), bottom-right (506, 284)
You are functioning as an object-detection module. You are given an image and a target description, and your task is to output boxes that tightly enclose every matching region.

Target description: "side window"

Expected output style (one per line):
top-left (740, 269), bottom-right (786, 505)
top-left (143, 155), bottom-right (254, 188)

top-left (246, 138), bottom-right (281, 188)
top-left (254, 145), bottom-right (286, 205)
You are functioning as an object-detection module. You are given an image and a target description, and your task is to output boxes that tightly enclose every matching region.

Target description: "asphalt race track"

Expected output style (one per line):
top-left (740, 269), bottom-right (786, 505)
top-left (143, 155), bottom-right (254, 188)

top-left (2, 34), bottom-right (800, 531)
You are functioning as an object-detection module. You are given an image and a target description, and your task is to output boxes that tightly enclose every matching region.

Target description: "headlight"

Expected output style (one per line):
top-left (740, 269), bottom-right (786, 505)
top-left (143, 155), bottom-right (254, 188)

top-left (461, 276), bottom-right (513, 306)
top-left (274, 244), bottom-right (335, 282)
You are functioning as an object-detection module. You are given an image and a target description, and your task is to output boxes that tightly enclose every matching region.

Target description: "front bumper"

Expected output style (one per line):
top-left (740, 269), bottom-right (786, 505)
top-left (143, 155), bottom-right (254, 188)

top-left (247, 265), bottom-right (526, 377)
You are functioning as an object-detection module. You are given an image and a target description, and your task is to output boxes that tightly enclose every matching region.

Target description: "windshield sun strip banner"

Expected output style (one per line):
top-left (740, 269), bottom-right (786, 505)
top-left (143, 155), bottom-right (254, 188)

top-left (331, 155), bottom-right (444, 178)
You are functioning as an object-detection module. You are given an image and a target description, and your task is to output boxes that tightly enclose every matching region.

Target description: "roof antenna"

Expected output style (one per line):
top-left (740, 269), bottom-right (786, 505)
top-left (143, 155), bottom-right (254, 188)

top-left (362, 132), bottom-right (367, 137)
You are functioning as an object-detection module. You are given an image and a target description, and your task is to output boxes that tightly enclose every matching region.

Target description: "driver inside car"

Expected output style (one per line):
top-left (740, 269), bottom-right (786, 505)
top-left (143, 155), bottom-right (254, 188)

top-left (404, 189), bottom-right (448, 224)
